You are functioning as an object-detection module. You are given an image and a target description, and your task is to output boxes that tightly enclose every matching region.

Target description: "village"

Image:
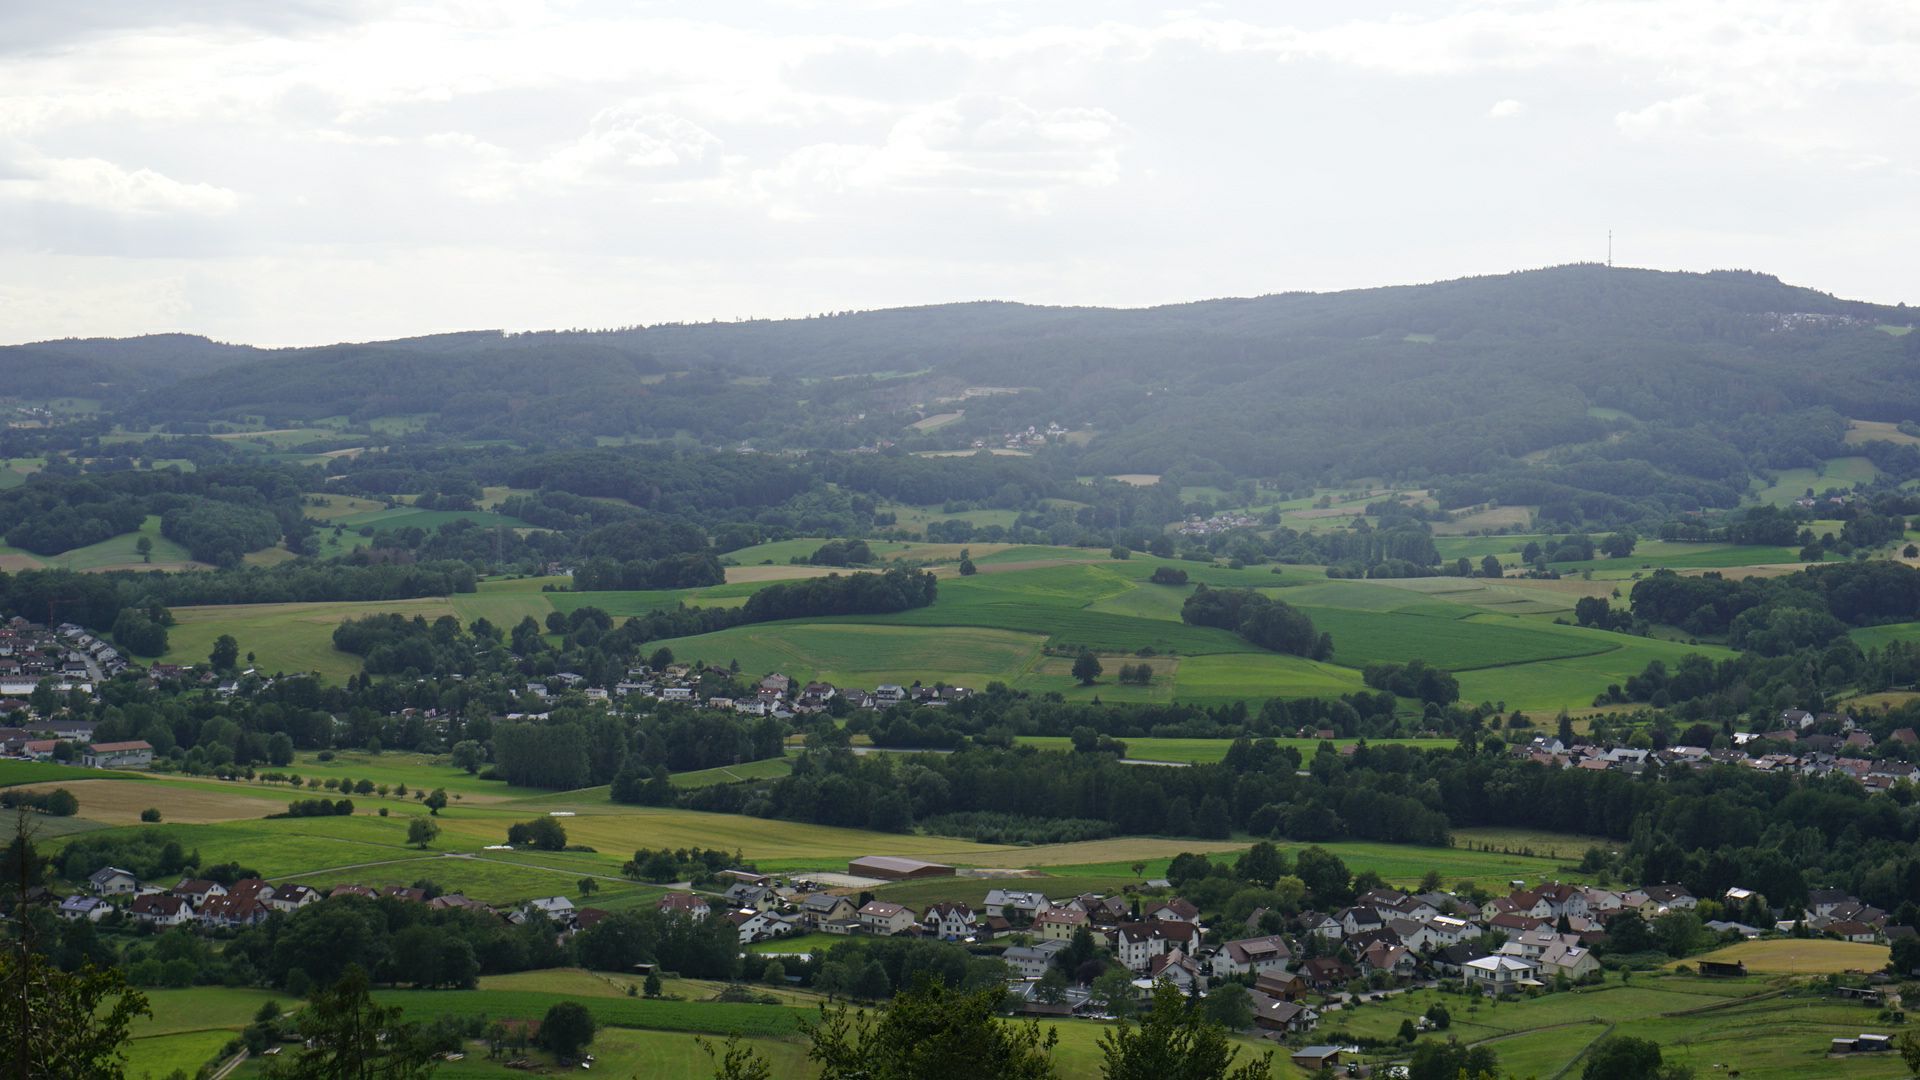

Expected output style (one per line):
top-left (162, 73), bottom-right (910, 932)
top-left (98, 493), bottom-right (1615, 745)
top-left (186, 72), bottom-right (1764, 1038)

top-left (44, 833), bottom-right (1911, 1070)
top-left (1512, 708), bottom-right (1920, 794)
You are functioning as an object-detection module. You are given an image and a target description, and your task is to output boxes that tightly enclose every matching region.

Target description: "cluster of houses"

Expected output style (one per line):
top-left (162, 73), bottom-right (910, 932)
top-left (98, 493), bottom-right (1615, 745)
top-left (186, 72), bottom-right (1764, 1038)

top-left (1515, 709), bottom-right (1920, 795)
top-left (2, 729), bottom-right (155, 769)
top-left (0, 618), bottom-right (116, 702)
top-left (60, 864), bottom-right (575, 931)
top-left (523, 669), bottom-right (975, 719)
top-left (1176, 512), bottom-right (1262, 538)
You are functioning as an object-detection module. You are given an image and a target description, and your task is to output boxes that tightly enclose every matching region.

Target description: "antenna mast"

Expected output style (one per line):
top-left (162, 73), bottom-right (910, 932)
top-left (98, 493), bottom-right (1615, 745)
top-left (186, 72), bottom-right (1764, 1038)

top-left (1608, 230), bottom-right (1613, 268)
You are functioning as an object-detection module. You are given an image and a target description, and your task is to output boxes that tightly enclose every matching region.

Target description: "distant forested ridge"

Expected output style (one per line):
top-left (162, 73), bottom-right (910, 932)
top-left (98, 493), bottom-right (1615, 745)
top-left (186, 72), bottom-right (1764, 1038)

top-left (10, 263), bottom-right (1920, 556)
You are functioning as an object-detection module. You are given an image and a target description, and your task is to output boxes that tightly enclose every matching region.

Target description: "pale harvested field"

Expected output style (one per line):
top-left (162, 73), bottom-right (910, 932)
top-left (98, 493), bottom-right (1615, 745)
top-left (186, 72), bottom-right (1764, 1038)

top-left (1681, 939), bottom-right (1887, 974)
top-left (23, 778), bottom-right (286, 824)
top-left (909, 411), bottom-right (964, 431)
top-left (723, 565), bottom-right (852, 583)
top-left (1844, 419), bottom-right (1920, 447)
top-left (927, 837), bottom-right (1246, 869)
top-left (1109, 474), bottom-right (1162, 486)
top-left (0, 554), bottom-right (45, 571)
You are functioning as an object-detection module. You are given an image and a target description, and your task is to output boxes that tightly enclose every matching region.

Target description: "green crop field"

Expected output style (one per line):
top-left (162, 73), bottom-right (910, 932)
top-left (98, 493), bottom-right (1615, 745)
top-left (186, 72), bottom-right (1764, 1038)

top-left (1295, 604), bottom-right (1607, 671)
top-left (645, 622), bottom-right (1049, 688)
top-left (1550, 540), bottom-right (1811, 574)
top-left (1453, 631), bottom-right (1737, 712)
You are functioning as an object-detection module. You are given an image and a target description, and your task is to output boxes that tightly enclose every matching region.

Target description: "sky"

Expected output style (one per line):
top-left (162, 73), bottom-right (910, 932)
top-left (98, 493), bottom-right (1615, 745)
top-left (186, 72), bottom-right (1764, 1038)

top-left (1, 1), bottom-right (1915, 346)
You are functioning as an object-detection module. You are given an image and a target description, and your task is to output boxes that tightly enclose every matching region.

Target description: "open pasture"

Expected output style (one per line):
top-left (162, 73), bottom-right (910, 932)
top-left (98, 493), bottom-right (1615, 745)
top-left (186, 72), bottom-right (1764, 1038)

top-left (161, 596), bottom-right (460, 679)
top-left (1755, 457), bottom-right (1880, 505)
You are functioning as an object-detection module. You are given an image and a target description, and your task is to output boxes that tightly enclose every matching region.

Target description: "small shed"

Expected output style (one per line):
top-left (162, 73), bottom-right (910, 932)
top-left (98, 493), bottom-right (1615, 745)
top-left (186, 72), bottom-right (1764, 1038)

top-left (1697, 959), bottom-right (1747, 978)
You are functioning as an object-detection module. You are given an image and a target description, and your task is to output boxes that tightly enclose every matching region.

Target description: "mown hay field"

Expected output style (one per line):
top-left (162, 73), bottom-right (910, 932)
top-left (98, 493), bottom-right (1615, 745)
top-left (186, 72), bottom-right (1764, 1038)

top-left (1683, 939), bottom-right (1889, 974)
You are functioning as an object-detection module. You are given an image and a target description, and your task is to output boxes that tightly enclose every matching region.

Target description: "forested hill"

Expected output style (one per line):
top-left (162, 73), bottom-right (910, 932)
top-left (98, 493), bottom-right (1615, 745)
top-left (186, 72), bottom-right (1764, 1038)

top-left (19, 265), bottom-right (1920, 498)
top-left (0, 333), bottom-right (259, 401)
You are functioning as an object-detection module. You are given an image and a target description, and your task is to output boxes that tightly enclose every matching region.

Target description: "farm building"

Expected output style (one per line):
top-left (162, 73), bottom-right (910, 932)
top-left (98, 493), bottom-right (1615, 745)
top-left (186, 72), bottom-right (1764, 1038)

top-left (1697, 959), bottom-right (1748, 978)
top-left (849, 855), bottom-right (955, 881)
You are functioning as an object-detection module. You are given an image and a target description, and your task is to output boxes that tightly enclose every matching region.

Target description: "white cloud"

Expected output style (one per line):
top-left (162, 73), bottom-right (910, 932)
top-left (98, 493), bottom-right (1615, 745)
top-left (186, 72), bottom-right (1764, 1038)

top-left (1614, 95), bottom-right (1712, 138)
top-left (0, 153), bottom-right (238, 215)
top-left (0, 1), bottom-right (1917, 343)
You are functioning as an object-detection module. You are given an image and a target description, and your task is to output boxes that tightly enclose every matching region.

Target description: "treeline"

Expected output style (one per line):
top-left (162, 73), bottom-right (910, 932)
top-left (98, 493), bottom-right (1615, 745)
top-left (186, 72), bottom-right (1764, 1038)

top-left (1181, 585), bottom-right (1332, 659)
top-left (686, 734), bottom-right (1920, 913)
top-left (618, 566), bottom-right (937, 643)
top-left (1630, 562), bottom-right (1920, 653)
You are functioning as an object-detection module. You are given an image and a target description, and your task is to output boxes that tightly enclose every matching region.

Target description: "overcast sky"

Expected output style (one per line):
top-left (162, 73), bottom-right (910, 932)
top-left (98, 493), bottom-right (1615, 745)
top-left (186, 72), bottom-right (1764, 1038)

top-left (1, 1), bottom-right (1915, 346)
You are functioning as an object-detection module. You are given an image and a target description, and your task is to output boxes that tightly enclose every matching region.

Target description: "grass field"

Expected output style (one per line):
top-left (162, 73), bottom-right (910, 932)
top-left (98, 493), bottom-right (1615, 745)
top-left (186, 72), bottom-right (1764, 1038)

top-left (1756, 457), bottom-right (1880, 505)
top-left (125, 987), bottom-right (293, 1078)
top-left (672, 756), bottom-right (797, 788)
top-left (0, 514), bottom-right (209, 573)
top-left (1683, 939), bottom-right (1889, 974)
top-left (0, 760), bottom-right (121, 786)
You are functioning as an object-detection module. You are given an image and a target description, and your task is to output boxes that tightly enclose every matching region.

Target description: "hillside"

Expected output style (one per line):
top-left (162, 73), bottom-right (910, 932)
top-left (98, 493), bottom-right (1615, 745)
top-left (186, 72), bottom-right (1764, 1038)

top-left (27, 265), bottom-right (1920, 522)
top-left (0, 333), bottom-right (260, 402)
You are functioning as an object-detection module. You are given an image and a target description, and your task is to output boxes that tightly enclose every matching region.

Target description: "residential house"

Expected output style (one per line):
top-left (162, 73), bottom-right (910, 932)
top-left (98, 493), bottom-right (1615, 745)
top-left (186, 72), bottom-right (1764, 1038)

top-left (797, 892), bottom-right (857, 928)
top-left (171, 879), bottom-right (227, 906)
top-left (1360, 942), bottom-right (1417, 980)
top-left (267, 884), bottom-right (321, 913)
top-left (199, 893), bottom-right (270, 929)
top-left (514, 896), bottom-right (576, 927)
top-left (59, 895), bottom-right (110, 922)
top-left (1212, 935), bottom-right (1292, 978)
top-left (1144, 898), bottom-right (1201, 925)
top-left (1034, 907), bottom-right (1089, 942)
top-left (724, 884), bottom-right (778, 912)
top-left (1004, 940), bottom-right (1068, 980)
top-left (657, 892), bottom-right (712, 921)
top-left (922, 902), bottom-right (978, 941)
top-left (857, 901), bottom-right (916, 936)
top-left (1248, 991), bottom-right (1318, 1035)
top-left (129, 894), bottom-right (194, 928)
top-left (984, 889), bottom-right (1050, 921)
top-left (1113, 924), bottom-right (1171, 973)
top-left (1538, 942), bottom-right (1601, 981)
top-left (1298, 956), bottom-right (1357, 991)
top-left (1433, 942), bottom-right (1492, 976)
top-left (1146, 950), bottom-right (1205, 993)
top-left (1464, 955), bottom-right (1539, 995)
top-left (1641, 885), bottom-right (1697, 912)
top-left (87, 866), bottom-right (138, 895)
